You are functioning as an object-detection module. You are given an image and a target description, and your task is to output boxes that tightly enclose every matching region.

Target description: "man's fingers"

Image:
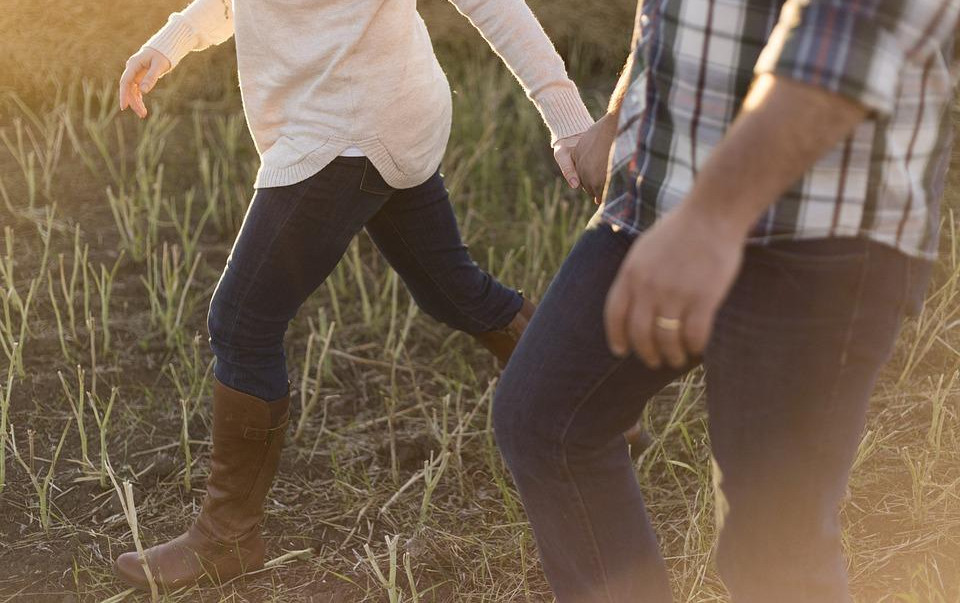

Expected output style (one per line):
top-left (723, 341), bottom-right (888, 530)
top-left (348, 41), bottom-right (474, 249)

top-left (582, 181), bottom-right (597, 199)
top-left (585, 170), bottom-right (607, 200)
top-left (580, 173), bottom-right (600, 199)
top-left (626, 299), bottom-right (659, 368)
top-left (653, 307), bottom-right (688, 368)
top-left (682, 299), bottom-right (718, 357)
top-left (604, 273), bottom-right (631, 357)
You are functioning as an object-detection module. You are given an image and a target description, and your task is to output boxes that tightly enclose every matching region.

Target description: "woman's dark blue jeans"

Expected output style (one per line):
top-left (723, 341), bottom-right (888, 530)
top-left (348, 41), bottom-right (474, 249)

top-left (493, 222), bottom-right (931, 602)
top-left (208, 157), bottom-right (522, 401)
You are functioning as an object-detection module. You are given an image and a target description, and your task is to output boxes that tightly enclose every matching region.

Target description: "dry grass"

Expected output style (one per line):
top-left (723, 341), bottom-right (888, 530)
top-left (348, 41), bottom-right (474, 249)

top-left (0, 2), bottom-right (958, 602)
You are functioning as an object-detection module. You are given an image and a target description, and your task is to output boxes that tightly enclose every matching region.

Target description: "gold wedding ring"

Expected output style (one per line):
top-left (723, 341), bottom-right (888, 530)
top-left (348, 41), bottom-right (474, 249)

top-left (654, 316), bottom-right (682, 331)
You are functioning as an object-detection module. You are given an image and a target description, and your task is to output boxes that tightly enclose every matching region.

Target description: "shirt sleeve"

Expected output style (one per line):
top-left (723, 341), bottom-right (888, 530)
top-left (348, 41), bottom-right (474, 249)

top-left (447, 0), bottom-right (594, 142)
top-left (754, 0), bottom-right (960, 116)
top-left (142, 0), bottom-right (236, 69)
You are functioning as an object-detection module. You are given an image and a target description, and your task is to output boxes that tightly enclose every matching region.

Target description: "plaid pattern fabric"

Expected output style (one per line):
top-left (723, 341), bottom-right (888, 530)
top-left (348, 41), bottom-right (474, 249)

top-left (603, 0), bottom-right (960, 260)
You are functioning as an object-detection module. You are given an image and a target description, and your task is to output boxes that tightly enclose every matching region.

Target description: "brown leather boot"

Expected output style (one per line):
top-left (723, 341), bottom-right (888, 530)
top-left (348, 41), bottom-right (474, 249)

top-left (471, 297), bottom-right (536, 366)
top-left (115, 379), bottom-right (289, 590)
top-left (474, 297), bottom-right (653, 458)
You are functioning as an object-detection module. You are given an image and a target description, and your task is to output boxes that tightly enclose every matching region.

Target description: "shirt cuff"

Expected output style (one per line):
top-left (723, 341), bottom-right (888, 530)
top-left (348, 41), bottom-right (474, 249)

top-left (754, 3), bottom-right (906, 116)
top-left (534, 85), bottom-right (596, 144)
top-left (142, 15), bottom-right (200, 70)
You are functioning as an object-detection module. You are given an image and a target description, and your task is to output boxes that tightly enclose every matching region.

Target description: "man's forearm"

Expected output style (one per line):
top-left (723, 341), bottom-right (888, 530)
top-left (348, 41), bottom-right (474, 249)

top-left (607, 53), bottom-right (635, 116)
top-left (683, 74), bottom-right (868, 239)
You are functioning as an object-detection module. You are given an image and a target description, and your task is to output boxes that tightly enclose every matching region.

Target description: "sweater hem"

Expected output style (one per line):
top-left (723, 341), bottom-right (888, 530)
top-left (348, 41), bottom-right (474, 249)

top-left (254, 138), bottom-right (440, 190)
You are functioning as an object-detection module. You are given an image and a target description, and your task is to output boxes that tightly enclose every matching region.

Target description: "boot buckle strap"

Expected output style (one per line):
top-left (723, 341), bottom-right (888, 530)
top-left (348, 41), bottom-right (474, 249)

top-left (242, 420), bottom-right (289, 441)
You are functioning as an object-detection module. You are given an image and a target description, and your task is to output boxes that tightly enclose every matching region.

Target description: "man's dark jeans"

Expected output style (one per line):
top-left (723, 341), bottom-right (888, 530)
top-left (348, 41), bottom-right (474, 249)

top-left (208, 157), bottom-right (522, 401)
top-left (494, 222), bottom-right (931, 602)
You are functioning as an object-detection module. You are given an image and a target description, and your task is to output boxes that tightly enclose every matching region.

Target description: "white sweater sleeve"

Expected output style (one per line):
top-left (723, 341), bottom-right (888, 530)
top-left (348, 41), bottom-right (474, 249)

top-left (142, 0), bottom-right (236, 69)
top-left (448, 0), bottom-right (594, 142)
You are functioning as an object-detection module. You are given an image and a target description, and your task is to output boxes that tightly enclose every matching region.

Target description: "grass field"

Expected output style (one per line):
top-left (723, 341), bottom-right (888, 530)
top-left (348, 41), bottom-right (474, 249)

top-left (1, 1), bottom-right (959, 601)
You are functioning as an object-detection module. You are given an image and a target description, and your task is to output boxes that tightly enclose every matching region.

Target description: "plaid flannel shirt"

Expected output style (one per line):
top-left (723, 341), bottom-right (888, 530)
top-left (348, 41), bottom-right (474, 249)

top-left (603, 0), bottom-right (960, 260)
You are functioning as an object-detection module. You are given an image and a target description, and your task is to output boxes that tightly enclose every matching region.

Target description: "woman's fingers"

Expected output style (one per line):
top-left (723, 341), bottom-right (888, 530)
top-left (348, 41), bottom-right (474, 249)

top-left (119, 64), bottom-right (146, 117)
top-left (119, 51), bottom-right (168, 119)
top-left (555, 148), bottom-right (580, 189)
top-left (118, 63), bottom-right (136, 112)
top-left (553, 135), bottom-right (582, 189)
top-left (132, 59), bottom-right (150, 118)
top-left (140, 56), bottom-right (169, 95)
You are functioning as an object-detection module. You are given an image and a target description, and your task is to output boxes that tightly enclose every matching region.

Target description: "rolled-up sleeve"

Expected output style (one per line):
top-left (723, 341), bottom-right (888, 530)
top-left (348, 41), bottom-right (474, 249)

top-left (755, 0), bottom-right (960, 116)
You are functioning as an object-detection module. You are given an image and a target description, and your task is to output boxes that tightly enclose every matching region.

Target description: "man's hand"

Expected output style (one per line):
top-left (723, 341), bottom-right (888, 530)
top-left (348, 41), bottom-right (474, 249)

top-left (572, 112), bottom-right (618, 200)
top-left (604, 204), bottom-right (744, 368)
top-left (603, 75), bottom-right (867, 368)
top-left (553, 134), bottom-right (583, 189)
top-left (119, 48), bottom-right (172, 119)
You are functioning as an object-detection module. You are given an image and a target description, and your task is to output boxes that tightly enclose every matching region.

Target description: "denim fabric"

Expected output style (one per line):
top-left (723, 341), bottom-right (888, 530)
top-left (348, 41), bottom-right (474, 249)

top-left (494, 223), bottom-right (931, 603)
top-left (208, 157), bottom-right (523, 401)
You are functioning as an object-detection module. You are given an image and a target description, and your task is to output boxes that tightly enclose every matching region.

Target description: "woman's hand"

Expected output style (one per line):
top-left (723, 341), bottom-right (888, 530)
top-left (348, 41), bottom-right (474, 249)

top-left (572, 112), bottom-right (618, 201)
top-left (553, 134), bottom-right (583, 189)
top-left (119, 48), bottom-right (172, 119)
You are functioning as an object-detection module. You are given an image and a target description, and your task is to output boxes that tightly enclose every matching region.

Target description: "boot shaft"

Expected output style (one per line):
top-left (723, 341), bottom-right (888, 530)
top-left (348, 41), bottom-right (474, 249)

top-left (196, 380), bottom-right (289, 541)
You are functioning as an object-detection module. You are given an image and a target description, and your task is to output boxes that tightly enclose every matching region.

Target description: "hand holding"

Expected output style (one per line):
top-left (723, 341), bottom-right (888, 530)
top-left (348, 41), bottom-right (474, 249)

top-left (572, 112), bottom-right (618, 201)
top-left (119, 48), bottom-right (172, 119)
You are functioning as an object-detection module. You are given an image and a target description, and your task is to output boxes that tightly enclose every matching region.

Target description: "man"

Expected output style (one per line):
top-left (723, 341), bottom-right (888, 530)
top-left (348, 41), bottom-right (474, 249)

top-left (494, 0), bottom-right (958, 601)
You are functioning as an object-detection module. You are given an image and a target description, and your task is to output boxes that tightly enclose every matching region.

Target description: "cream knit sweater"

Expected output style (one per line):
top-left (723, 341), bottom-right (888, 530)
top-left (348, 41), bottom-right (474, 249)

top-left (145, 0), bottom-right (594, 189)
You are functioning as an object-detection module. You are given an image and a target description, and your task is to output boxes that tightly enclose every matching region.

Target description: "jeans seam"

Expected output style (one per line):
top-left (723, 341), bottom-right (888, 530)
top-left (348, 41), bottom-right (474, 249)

top-left (829, 244), bottom-right (871, 403)
top-left (901, 252), bottom-right (914, 317)
top-left (221, 188), bottom-right (312, 358)
top-left (558, 357), bottom-right (630, 603)
top-left (375, 209), bottom-right (511, 333)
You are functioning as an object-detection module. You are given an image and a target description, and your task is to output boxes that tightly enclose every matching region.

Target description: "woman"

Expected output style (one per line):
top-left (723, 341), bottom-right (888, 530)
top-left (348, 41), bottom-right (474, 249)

top-left (113, 0), bottom-right (593, 590)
